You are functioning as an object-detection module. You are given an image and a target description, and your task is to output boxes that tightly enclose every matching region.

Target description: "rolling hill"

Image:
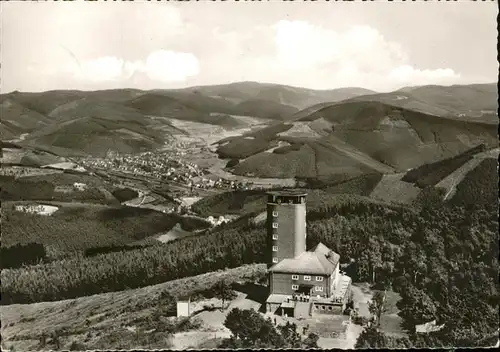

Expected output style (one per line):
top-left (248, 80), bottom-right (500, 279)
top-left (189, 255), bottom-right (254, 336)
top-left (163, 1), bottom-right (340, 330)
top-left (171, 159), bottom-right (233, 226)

top-left (347, 83), bottom-right (498, 123)
top-left (1, 82), bottom-right (496, 160)
top-left (1, 82), bottom-right (375, 154)
top-left (215, 100), bottom-right (497, 181)
top-left (179, 81), bottom-right (376, 110)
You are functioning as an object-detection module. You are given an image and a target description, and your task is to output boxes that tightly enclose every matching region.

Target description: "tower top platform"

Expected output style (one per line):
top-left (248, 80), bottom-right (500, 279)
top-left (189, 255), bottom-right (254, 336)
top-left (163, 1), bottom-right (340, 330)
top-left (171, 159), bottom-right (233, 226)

top-left (266, 189), bottom-right (308, 197)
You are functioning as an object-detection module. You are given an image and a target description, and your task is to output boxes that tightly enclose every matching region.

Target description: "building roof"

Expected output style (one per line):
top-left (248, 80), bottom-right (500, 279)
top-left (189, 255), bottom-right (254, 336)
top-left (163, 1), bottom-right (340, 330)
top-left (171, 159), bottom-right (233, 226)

top-left (266, 294), bottom-right (292, 304)
top-left (269, 242), bottom-right (340, 275)
top-left (280, 301), bottom-right (295, 308)
top-left (415, 320), bottom-right (445, 334)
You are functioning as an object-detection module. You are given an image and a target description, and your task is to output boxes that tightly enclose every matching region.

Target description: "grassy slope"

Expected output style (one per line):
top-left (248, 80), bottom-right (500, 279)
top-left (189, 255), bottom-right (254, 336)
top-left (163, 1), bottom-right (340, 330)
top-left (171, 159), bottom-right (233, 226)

top-left (231, 136), bottom-right (392, 179)
top-left (25, 116), bottom-right (164, 156)
top-left (0, 264), bottom-right (266, 351)
top-left (369, 173), bottom-right (421, 205)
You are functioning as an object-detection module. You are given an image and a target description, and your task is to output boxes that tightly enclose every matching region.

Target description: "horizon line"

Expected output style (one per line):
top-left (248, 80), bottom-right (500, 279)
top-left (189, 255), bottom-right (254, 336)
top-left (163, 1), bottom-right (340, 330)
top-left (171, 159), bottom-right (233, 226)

top-left (1, 80), bottom-right (497, 95)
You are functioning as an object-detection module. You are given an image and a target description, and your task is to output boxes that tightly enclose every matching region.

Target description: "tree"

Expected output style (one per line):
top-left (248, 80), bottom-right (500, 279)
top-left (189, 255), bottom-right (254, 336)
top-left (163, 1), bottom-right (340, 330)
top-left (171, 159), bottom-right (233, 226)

top-left (222, 308), bottom-right (318, 349)
top-left (355, 325), bottom-right (386, 349)
top-left (223, 308), bottom-right (282, 347)
top-left (218, 280), bottom-right (234, 310)
top-left (368, 290), bottom-right (388, 327)
top-left (397, 287), bottom-right (437, 333)
top-left (302, 333), bottom-right (320, 348)
top-left (276, 322), bottom-right (302, 348)
top-left (355, 325), bottom-right (411, 349)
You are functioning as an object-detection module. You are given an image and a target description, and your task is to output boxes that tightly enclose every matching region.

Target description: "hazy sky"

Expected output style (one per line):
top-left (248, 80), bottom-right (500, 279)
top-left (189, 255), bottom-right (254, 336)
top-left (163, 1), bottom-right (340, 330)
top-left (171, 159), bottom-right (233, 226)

top-left (1, 1), bottom-right (498, 93)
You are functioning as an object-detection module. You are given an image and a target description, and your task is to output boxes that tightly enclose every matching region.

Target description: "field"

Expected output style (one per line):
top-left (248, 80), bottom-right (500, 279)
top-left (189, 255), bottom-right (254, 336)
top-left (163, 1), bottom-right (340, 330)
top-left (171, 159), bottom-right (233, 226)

top-left (369, 173), bottom-right (421, 205)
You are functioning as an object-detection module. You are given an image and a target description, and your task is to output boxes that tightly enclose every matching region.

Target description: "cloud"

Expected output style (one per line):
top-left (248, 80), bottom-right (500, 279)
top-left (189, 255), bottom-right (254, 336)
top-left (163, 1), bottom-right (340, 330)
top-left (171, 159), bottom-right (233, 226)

top-left (141, 50), bottom-right (200, 82)
top-left (64, 50), bottom-right (200, 84)
top-left (223, 20), bottom-right (461, 91)
top-left (388, 65), bottom-right (460, 86)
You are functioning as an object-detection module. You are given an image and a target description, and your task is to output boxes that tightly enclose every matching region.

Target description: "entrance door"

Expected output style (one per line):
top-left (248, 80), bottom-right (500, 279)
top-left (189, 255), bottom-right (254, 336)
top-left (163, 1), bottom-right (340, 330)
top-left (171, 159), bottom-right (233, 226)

top-left (297, 285), bottom-right (313, 295)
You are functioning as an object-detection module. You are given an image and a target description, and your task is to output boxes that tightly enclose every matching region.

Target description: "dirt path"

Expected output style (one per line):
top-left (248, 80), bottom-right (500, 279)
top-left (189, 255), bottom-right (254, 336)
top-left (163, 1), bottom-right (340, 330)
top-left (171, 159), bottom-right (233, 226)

top-left (436, 157), bottom-right (484, 200)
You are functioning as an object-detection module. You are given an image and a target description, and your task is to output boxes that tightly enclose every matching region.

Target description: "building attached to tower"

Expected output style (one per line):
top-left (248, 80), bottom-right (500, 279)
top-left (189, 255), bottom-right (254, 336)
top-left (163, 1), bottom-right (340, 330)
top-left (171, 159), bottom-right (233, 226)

top-left (265, 190), bottom-right (352, 318)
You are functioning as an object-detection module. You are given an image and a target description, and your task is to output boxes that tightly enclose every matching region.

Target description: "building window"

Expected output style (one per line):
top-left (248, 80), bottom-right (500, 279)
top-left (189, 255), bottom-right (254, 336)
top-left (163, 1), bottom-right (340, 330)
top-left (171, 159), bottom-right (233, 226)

top-left (292, 285), bottom-right (299, 290)
top-left (272, 257), bottom-right (279, 263)
top-left (272, 234), bottom-right (278, 240)
top-left (321, 305), bottom-right (326, 310)
top-left (315, 276), bottom-right (323, 282)
top-left (315, 286), bottom-right (323, 292)
top-left (292, 275), bottom-right (299, 280)
top-left (272, 222), bottom-right (278, 229)
top-left (272, 246), bottom-right (278, 252)
top-left (328, 306), bottom-right (333, 311)
top-left (304, 275), bottom-right (311, 281)
top-left (272, 211), bottom-right (278, 217)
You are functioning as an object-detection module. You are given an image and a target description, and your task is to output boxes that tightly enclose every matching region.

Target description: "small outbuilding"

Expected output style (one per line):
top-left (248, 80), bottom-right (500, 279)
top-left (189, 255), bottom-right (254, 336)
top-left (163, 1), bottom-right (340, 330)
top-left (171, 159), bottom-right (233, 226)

top-left (176, 298), bottom-right (191, 317)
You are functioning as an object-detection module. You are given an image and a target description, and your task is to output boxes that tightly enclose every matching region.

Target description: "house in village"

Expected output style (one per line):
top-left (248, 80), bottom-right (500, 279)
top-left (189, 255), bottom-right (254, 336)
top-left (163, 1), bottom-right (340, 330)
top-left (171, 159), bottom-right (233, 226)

top-left (265, 190), bottom-right (352, 318)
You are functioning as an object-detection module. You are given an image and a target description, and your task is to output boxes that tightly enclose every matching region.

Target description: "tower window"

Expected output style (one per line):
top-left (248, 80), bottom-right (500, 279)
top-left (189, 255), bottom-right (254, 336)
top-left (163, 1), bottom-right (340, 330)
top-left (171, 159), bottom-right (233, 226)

top-left (272, 234), bottom-right (278, 240)
top-left (272, 257), bottom-right (279, 263)
top-left (272, 246), bottom-right (278, 252)
top-left (292, 285), bottom-right (299, 290)
top-left (272, 222), bottom-right (278, 229)
top-left (272, 211), bottom-right (278, 217)
top-left (304, 275), bottom-right (311, 281)
top-left (315, 286), bottom-right (323, 292)
top-left (315, 276), bottom-right (324, 282)
top-left (292, 275), bottom-right (299, 280)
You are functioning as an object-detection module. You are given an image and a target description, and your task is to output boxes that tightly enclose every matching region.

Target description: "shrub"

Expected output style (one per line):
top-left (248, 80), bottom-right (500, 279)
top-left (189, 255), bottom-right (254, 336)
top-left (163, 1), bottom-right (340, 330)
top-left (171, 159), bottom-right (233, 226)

top-left (0, 243), bottom-right (47, 269)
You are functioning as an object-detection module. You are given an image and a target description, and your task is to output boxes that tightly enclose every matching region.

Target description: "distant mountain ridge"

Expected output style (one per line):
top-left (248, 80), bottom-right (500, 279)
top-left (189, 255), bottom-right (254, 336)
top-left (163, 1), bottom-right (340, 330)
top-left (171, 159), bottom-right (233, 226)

top-left (0, 82), bottom-right (497, 160)
top-left (346, 83), bottom-right (498, 123)
top-left (0, 82), bottom-right (377, 154)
